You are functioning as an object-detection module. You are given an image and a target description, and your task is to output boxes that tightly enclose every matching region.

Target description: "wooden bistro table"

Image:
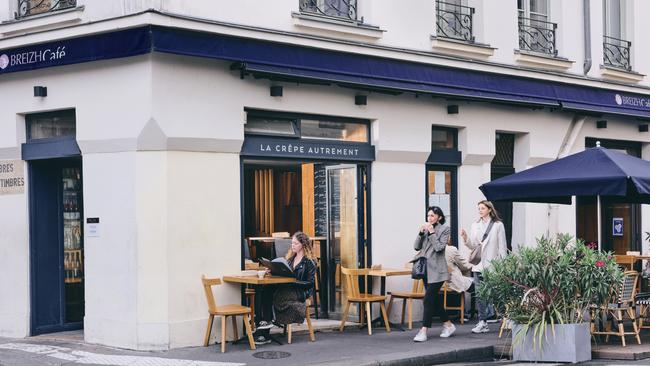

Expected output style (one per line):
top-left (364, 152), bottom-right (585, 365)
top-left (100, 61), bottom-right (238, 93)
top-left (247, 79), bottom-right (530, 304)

top-left (368, 268), bottom-right (412, 330)
top-left (223, 273), bottom-right (296, 345)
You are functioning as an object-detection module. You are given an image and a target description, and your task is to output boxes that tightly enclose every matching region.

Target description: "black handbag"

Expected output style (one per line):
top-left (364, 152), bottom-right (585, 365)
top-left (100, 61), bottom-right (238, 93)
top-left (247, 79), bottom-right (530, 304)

top-left (411, 256), bottom-right (427, 281)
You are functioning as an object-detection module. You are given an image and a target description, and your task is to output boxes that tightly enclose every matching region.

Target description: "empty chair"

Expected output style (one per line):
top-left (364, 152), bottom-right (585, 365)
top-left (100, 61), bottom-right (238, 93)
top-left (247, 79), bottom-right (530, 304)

top-left (387, 278), bottom-right (425, 330)
top-left (201, 275), bottom-right (255, 353)
top-left (339, 267), bottom-right (390, 335)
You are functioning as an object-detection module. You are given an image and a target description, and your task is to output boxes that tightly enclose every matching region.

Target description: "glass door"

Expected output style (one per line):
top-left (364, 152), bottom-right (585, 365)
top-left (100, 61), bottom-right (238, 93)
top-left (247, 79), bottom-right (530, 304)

top-left (326, 165), bottom-right (358, 316)
top-left (62, 165), bottom-right (84, 323)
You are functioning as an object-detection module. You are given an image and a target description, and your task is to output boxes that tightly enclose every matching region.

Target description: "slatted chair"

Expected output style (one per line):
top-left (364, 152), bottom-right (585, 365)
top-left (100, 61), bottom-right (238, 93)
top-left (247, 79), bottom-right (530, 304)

top-left (339, 267), bottom-right (391, 335)
top-left (636, 291), bottom-right (650, 331)
top-left (201, 276), bottom-right (256, 353)
top-left (386, 278), bottom-right (425, 330)
top-left (441, 282), bottom-right (465, 324)
top-left (286, 299), bottom-right (316, 344)
top-left (590, 270), bottom-right (641, 347)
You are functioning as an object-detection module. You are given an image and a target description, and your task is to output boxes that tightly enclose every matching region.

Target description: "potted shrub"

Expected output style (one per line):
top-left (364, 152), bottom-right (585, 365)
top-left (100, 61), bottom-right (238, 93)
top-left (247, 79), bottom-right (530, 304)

top-left (479, 234), bottom-right (622, 363)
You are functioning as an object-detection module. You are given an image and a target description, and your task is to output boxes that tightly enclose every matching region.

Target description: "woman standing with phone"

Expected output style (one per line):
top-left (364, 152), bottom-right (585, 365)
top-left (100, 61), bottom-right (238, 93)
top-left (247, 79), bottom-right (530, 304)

top-left (460, 200), bottom-right (507, 334)
top-left (413, 206), bottom-right (456, 342)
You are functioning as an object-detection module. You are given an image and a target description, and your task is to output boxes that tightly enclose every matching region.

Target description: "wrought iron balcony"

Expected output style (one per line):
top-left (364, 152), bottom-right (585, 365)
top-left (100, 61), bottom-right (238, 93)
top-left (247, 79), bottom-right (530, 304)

top-left (17, 0), bottom-right (76, 19)
top-left (436, 0), bottom-right (474, 43)
top-left (518, 17), bottom-right (557, 56)
top-left (603, 36), bottom-right (631, 71)
top-left (299, 0), bottom-right (358, 21)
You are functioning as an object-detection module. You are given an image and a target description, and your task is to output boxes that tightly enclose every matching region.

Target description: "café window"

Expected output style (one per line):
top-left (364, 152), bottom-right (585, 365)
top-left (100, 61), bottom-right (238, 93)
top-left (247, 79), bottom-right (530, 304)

top-left (27, 110), bottom-right (76, 141)
top-left (245, 111), bottom-right (369, 143)
top-left (427, 126), bottom-right (459, 246)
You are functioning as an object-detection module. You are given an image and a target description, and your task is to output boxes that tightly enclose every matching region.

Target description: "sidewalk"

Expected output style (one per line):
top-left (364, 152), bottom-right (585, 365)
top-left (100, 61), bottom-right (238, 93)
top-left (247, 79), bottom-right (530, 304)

top-left (0, 323), bottom-right (502, 366)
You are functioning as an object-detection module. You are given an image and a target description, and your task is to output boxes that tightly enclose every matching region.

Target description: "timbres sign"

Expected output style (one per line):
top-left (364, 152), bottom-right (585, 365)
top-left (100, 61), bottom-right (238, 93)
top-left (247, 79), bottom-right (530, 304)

top-left (0, 160), bottom-right (25, 195)
top-left (241, 136), bottom-right (375, 161)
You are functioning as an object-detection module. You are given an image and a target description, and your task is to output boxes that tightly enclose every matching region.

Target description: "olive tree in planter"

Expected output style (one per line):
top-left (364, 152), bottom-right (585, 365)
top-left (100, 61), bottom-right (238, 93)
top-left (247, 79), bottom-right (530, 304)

top-left (479, 234), bottom-right (622, 363)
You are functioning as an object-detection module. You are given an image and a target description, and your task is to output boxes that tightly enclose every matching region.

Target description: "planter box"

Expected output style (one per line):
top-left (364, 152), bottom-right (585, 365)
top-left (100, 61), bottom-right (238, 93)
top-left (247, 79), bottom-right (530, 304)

top-left (512, 323), bottom-right (591, 363)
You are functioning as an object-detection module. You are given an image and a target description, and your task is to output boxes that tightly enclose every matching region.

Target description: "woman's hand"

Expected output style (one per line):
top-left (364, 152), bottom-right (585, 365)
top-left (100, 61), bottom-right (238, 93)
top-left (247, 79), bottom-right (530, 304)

top-left (419, 223), bottom-right (431, 233)
top-left (460, 229), bottom-right (468, 243)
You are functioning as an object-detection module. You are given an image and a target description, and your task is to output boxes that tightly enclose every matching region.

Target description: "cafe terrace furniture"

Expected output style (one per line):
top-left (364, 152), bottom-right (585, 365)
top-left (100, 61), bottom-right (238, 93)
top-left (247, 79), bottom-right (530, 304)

top-left (386, 278), bottom-right (424, 330)
top-left (590, 270), bottom-right (641, 347)
top-left (287, 299), bottom-right (316, 344)
top-left (441, 282), bottom-right (465, 324)
top-left (339, 267), bottom-right (391, 335)
top-left (201, 276), bottom-right (255, 353)
top-left (367, 267), bottom-right (412, 329)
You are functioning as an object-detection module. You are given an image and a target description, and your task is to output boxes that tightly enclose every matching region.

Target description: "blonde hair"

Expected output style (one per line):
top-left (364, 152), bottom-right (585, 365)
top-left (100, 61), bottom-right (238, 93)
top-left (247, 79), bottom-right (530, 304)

top-left (478, 200), bottom-right (501, 222)
top-left (285, 231), bottom-right (315, 261)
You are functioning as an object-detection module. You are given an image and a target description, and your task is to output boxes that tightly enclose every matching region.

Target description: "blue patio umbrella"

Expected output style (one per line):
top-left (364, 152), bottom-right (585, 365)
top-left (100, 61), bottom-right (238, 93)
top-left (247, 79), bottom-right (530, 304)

top-left (479, 145), bottom-right (650, 249)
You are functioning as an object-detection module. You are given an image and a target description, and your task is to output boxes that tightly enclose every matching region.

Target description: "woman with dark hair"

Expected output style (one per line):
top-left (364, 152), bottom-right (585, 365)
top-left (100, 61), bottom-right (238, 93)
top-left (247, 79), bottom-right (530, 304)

top-left (461, 200), bottom-right (507, 334)
top-left (254, 231), bottom-right (316, 345)
top-left (413, 206), bottom-right (456, 342)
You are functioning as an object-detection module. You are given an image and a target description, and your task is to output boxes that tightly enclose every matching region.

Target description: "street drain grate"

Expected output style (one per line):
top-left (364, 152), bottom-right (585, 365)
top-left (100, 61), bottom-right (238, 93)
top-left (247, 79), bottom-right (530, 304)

top-left (252, 351), bottom-right (291, 359)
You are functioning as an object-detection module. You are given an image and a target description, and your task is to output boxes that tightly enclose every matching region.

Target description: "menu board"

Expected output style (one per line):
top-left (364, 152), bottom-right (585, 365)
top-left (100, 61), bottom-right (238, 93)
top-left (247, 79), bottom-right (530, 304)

top-left (314, 164), bottom-right (327, 237)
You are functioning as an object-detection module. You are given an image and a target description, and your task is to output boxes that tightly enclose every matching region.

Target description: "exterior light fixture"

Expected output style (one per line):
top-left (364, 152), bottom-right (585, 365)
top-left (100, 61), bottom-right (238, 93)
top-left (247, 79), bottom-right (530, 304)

top-left (640, 124), bottom-right (649, 132)
top-left (596, 120), bottom-right (607, 129)
top-left (355, 95), bottom-right (367, 105)
top-left (33, 86), bottom-right (47, 97)
top-left (270, 85), bottom-right (283, 97)
top-left (447, 105), bottom-right (459, 114)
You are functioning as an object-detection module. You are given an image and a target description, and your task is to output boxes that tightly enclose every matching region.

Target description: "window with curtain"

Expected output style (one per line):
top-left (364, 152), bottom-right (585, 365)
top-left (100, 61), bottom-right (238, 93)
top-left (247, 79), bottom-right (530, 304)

top-left (603, 0), bottom-right (631, 70)
top-left (518, 0), bottom-right (556, 55)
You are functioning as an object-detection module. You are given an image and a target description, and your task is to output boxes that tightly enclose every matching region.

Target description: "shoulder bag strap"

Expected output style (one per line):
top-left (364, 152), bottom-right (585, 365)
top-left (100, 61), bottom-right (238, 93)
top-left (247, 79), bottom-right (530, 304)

top-left (481, 220), bottom-right (495, 242)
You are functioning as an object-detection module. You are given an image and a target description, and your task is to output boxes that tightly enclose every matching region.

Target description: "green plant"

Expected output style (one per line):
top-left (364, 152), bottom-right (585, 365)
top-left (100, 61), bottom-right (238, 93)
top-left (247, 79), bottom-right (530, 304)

top-left (478, 234), bottom-right (622, 348)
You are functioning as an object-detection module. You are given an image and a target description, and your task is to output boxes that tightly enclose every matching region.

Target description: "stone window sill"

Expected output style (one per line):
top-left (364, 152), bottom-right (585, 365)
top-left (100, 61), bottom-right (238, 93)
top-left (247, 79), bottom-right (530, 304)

top-left (430, 36), bottom-right (495, 59)
top-left (514, 50), bottom-right (574, 71)
top-left (0, 6), bottom-right (84, 37)
top-left (600, 65), bottom-right (645, 83)
top-left (291, 12), bottom-right (384, 40)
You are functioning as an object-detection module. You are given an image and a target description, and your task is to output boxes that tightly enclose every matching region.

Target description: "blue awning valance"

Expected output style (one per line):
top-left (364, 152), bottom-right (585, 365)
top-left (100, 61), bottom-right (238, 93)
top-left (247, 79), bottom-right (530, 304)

top-left (2, 24), bottom-right (650, 119)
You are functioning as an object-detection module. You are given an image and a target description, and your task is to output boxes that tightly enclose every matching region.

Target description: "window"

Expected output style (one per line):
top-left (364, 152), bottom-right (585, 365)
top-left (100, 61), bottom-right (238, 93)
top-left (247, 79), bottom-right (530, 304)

top-left (491, 133), bottom-right (515, 251)
top-left (603, 0), bottom-right (631, 70)
top-left (518, 0), bottom-right (557, 56)
top-left (27, 110), bottom-right (76, 141)
top-left (436, 0), bottom-right (475, 43)
top-left (299, 0), bottom-right (358, 21)
top-left (17, 0), bottom-right (77, 19)
top-left (245, 112), bottom-right (370, 143)
top-left (427, 126), bottom-right (459, 246)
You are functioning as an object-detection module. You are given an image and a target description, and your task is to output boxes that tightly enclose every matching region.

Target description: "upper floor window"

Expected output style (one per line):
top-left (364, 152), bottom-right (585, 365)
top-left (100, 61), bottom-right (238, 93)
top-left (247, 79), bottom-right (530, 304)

top-left (431, 126), bottom-right (457, 150)
top-left (299, 0), bottom-right (358, 22)
top-left (436, 0), bottom-right (475, 43)
top-left (17, 0), bottom-right (77, 19)
top-left (27, 109), bottom-right (76, 141)
top-left (518, 0), bottom-right (557, 56)
top-left (603, 0), bottom-right (631, 71)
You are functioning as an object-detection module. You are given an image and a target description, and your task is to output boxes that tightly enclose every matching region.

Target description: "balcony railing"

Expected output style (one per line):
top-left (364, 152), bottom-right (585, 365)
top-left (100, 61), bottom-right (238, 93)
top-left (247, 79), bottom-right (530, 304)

top-left (17, 0), bottom-right (76, 19)
top-left (436, 0), bottom-right (474, 43)
top-left (299, 0), bottom-right (358, 22)
top-left (603, 36), bottom-right (631, 71)
top-left (518, 17), bottom-right (557, 56)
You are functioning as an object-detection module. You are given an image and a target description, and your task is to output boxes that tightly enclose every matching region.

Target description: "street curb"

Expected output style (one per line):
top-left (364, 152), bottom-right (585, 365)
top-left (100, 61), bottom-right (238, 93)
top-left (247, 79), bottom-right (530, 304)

top-left (314, 345), bottom-right (495, 366)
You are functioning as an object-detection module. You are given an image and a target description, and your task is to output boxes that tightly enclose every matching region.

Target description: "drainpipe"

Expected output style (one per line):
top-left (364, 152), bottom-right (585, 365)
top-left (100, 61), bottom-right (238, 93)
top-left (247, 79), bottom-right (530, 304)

top-left (547, 115), bottom-right (586, 238)
top-left (583, 0), bottom-right (592, 75)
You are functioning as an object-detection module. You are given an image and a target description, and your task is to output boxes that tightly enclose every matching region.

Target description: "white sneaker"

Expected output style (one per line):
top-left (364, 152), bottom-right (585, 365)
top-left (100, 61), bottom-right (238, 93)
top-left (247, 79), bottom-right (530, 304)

top-left (471, 320), bottom-right (490, 334)
top-left (413, 329), bottom-right (428, 342)
top-left (440, 324), bottom-right (456, 338)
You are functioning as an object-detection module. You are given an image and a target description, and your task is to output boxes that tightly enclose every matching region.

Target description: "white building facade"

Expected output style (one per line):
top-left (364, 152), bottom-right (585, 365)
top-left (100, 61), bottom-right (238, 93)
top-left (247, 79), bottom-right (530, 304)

top-left (0, 0), bottom-right (649, 350)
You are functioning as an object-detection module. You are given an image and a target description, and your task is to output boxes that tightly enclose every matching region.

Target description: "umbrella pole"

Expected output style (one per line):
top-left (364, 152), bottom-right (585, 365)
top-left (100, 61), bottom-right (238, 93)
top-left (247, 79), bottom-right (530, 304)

top-left (597, 195), bottom-right (602, 251)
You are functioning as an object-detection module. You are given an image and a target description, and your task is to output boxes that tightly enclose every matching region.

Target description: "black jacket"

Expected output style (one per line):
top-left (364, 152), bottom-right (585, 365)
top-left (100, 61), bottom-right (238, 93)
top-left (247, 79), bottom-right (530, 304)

top-left (288, 256), bottom-right (317, 302)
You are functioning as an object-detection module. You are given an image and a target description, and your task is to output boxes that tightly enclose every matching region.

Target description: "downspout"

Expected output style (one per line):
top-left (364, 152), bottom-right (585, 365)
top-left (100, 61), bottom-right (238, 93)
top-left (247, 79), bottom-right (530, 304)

top-left (583, 0), bottom-right (592, 75)
top-left (547, 115), bottom-right (586, 238)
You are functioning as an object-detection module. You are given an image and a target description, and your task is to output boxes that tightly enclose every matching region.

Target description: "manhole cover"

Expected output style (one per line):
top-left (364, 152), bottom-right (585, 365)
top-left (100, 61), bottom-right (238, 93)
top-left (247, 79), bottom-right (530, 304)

top-left (252, 351), bottom-right (291, 359)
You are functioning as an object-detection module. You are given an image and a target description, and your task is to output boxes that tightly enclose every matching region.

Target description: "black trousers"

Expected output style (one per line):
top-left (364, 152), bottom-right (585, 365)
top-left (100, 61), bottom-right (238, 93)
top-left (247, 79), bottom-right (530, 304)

top-left (422, 281), bottom-right (448, 327)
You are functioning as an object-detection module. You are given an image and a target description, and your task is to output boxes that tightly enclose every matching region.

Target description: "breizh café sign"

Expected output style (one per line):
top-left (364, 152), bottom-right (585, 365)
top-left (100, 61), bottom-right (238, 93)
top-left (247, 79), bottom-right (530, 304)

top-left (242, 136), bottom-right (375, 161)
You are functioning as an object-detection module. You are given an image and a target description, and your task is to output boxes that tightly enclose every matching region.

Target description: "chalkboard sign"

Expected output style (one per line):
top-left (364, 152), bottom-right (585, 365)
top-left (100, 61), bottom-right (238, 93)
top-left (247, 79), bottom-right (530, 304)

top-left (314, 164), bottom-right (327, 237)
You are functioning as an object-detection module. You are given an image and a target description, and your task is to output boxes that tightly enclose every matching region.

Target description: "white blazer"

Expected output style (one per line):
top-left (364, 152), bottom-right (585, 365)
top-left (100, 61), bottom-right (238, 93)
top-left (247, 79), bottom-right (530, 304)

top-left (464, 218), bottom-right (507, 273)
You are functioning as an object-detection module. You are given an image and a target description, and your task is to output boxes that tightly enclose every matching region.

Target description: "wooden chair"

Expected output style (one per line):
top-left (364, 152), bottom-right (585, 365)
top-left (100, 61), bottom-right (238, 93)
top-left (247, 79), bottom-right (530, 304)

top-left (615, 255), bottom-right (636, 271)
top-left (441, 282), bottom-right (465, 324)
top-left (590, 270), bottom-right (641, 347)
top-left (287, 299), bottom-right (316, 344)
top-left (386, 279), bottom-right (424, 330)
top-left (201, 276), bottom-right (255, 353)
top-left (339, 267), bottom-right (391, 335)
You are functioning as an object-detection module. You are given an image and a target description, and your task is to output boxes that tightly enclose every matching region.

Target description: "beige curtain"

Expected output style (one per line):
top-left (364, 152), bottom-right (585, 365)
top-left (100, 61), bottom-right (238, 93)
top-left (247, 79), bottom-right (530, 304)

top-left (254, 169), bottom-right (274, 235)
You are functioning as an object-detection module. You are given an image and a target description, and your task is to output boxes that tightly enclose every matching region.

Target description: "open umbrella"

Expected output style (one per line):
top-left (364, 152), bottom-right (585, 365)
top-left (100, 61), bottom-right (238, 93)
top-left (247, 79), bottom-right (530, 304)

top-left (479, 145), bottom-right (650, 249)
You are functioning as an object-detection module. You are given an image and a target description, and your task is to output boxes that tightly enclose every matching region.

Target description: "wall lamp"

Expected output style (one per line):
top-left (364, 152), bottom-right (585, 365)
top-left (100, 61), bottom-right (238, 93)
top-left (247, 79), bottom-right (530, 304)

top-left (447, 104), bottom-right (459, 114)
top-left (355, 95), bottom-right (367, 106)
top-left (640, 124), bottom-right (649, 132)
top-left (33, 86), bottom-right (47, 97)
top-left (270, 85), bottom-right (283, 97)
top-left (596, 120), bottom-right (607, 129)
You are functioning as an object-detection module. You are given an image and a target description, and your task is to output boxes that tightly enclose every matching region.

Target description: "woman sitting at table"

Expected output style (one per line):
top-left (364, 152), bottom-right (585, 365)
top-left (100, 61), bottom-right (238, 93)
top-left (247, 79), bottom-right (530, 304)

top-left (255, 231), bottom-right (316, 345)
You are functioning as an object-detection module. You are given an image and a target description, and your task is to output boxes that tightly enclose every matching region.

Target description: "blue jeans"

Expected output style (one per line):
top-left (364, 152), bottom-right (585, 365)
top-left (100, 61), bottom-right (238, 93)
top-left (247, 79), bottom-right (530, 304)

top-left (473, 273), bottom-right (489, 321)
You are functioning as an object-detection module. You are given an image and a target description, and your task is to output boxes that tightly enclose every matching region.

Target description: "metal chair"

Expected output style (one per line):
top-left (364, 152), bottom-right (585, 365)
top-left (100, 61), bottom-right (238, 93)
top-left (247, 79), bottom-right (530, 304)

top-left (590, 270), bottom-right (641, 347)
